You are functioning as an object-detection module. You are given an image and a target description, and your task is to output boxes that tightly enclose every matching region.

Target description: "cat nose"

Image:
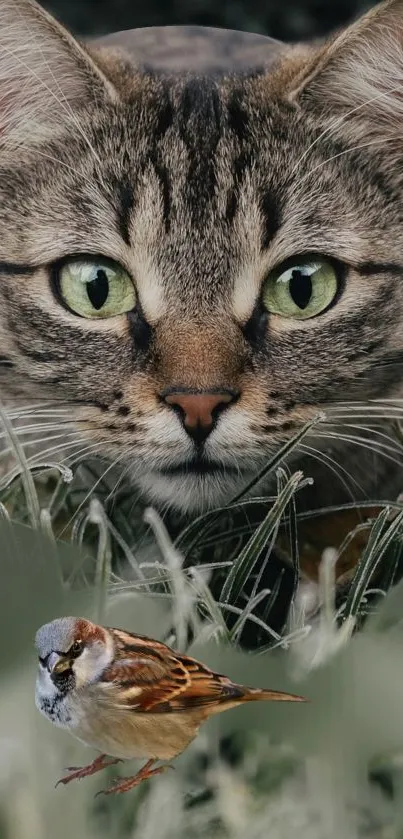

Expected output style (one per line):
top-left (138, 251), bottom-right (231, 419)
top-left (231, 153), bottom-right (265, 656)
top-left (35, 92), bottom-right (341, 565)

top-left (162, 389), bottom-right (238, 443)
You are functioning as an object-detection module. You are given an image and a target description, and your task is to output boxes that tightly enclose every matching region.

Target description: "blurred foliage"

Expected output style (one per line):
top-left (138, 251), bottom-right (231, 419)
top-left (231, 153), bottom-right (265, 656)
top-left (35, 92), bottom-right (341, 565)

top-left (41, 0), bottom-right (376, 42)
top-left (0, 520), bottom-right (84, 673)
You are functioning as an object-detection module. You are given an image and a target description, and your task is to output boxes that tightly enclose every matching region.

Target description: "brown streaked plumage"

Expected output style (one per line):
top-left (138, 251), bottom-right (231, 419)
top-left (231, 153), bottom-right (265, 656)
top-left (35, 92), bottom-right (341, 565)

top-left (35, 617), bottom-right (305, 795)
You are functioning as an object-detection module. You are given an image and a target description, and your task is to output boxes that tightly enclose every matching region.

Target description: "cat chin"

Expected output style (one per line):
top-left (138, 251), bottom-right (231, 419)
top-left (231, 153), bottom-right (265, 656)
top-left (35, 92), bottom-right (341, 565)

top-left (134, 470), bottom-right (246, 513)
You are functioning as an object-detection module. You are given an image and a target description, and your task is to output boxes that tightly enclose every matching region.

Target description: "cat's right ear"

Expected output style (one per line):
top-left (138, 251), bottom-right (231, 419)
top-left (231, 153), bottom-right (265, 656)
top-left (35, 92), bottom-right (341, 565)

top-left (0, 0), bottom-right (117, 146)
top-left (288, 0), bottom-right (403, 137)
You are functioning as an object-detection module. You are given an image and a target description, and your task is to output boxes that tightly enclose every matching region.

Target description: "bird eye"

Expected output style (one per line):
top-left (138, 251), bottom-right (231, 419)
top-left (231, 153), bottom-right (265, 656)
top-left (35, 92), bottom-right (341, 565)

top-left (262, 256), bottom-right (339, 320)
top-left (54, 258), bottom-right (136, 319)
top-left (70, 639), bottom-right (83, 657)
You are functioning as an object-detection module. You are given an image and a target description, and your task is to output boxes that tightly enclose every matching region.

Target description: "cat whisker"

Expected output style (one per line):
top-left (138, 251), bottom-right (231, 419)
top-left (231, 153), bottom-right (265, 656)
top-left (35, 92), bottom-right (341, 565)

top-left (1, 143), bottom-right (97, 190)
top-left (0, 419), bottom-right (94, 437)
top-left (58, 442), bottom-right (113, 469)
top-left (3, 398), bottom-right (70, 408)
top-left (3, 403), bottom-right (77, 420)
top-left (58, 448), bottom-right (132, 536)
top-left (298, 136), bottom-right (397, 187)
top-left (323, 425), bottom-right (403, 456)
top-left (5, 415), bottom-right (76, 424)
top-left (290, 77), bottom-right (403, 179)
top-left (368, 398), bottom-right (403, 404)
top-left (0, 431), bottom-right (83, 460)
top-left (299, 442), bottom-right (364, 501)
top-left (332, 396), bottom-right (397, 414)
top-left (4, 402), bottom-right (70, 411)
top-left (0, 427), bottom-right (81, 445)
top-left (328, 403), bottom-right (403, 410)
top-left (0, 422), bottom-right (87, 437)
top-left (0, 39), bottom-right (103, 168)
top-left (369, 358), bottom-right (403, 371)
top-left (33, 39), bottom-right (104, 167)
top-left (327, 404), bottom-right (403, 417)
top-left (104, 456), bottom-right (139, 504)
top-left (0, 436), bottom-right (85, 488)
top-left (0, 439), bottom-right (112, 494)
top-left (323, 422), bottom-right (403, 456)
top-left (327, 416), bottom-right (403, 426)
top-left (5, 401), bottom-right (73, 411)
top-left (316, 431), bottom-right (403, 469)
top-left (2, 436), bottom-right (108, 473)
top-left (326, 420), bottom-right (403, 441)
top-left (326, 414), bottom-right (400, 422)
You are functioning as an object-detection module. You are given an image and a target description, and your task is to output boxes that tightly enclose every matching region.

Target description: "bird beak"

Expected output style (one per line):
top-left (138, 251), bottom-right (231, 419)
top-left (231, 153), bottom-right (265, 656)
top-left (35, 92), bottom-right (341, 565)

top-left (47, 652), bottom-right (71, 675)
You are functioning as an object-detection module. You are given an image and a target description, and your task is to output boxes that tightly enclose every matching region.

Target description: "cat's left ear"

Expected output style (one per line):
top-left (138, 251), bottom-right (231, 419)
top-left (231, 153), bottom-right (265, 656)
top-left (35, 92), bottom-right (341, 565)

top-left (0, 0), bottom-right (117, 145)
top-left (289, 0), bottom-right (403, 134)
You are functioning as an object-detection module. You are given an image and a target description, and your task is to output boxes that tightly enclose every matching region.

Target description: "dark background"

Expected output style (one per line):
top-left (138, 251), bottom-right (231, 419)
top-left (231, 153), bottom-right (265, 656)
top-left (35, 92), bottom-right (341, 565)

top-left (42, 0), bottom-right (377, 42)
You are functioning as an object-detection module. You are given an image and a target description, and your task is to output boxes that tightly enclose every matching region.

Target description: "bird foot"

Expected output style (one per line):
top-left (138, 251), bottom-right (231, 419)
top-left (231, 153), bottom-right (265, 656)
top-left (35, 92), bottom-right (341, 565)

top-left (56, 754), bottom-right (122, 787)
top-left (96, 759), bottom-right (174, 796)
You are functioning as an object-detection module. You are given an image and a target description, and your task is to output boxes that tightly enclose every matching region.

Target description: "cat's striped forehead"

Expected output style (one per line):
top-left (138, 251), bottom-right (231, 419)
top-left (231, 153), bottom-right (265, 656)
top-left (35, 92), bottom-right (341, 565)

top-left (42, 70), bottom-right (386, 325)
top-left (0, 71), bottom-right (285, 322)
top-left (111, 73), bottom-right (271, 321)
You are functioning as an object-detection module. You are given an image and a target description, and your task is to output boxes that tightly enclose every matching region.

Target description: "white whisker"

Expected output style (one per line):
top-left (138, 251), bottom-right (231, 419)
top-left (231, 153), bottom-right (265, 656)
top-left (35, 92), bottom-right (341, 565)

top-left (328, 406), bottom-right (403, 415)
top-left (298, 136), bottom-right (396, 187)
top-left (1, 143), bottom-right (97, 190)
top-left (59, 441), bottom-right (111, 468)
top-left (58, 448), bottom-right (131, 536)
top-left (0, 436), bottom-right (85, 488)
top-left (290, 78), bottom-right (403, 179)
top-left (0, 422), bottom-right (83, 437)
top-left (1, 432), bottom-right (82, 461)
top-left (0, 38), bottom-right (103, 167)
top-left (329, 423), bottom-right (403, 455)
top-left (300, 442), bottom-right (364, 501)
top-left (316, 431), bottom-right (403, 469)
top-left (6, 411), bottom-right (73, 420)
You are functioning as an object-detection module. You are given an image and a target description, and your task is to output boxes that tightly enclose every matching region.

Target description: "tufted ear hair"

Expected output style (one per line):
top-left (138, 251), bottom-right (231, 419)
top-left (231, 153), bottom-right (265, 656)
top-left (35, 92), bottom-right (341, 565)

top-left (0, 0), bottom-right (117, 147)
top-left (289, 0), bottom-right (403, 136)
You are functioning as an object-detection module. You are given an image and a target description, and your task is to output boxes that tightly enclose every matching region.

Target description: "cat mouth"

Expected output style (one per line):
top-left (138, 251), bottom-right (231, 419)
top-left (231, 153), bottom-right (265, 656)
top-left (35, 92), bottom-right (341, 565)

top-left (158, 460), bottom-right (239, 477)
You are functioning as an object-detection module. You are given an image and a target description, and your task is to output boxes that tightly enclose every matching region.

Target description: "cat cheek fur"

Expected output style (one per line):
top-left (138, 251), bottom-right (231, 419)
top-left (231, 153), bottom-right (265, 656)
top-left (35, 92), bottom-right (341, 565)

top-left (0, 0), bottom-right (403, 511)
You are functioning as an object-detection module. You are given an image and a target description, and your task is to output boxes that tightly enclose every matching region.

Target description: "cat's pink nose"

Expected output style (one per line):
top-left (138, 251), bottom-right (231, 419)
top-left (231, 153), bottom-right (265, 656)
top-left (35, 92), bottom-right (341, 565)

top-left (163, 390), bottom-right (237, 442)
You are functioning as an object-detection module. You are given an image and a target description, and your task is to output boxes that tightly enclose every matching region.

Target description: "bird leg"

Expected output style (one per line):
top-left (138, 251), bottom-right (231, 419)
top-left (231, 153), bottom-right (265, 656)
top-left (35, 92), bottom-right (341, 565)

top-left (97, 759), bottom-right (173, 796)
top-left (56, 753), bottom-right (122, 787)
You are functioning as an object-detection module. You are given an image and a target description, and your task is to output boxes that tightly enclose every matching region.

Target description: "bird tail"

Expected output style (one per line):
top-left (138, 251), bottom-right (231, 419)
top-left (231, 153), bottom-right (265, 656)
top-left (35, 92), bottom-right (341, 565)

top-left (209, 682), bottom-right (306, 715)
top-left (238, 686), bottom-right (306, 703)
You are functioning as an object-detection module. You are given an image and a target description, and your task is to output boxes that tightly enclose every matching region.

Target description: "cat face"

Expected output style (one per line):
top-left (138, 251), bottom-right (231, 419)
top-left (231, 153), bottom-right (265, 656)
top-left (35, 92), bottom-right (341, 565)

top-left (1, 0), bottom-right (403, 512)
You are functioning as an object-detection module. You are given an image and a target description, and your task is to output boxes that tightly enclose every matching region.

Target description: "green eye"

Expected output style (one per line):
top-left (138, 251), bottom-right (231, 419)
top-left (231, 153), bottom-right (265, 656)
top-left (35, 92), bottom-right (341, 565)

top-left (262, 257), bottom-right (338, 320)
top-left (57, 259), bottom-right (136, 319)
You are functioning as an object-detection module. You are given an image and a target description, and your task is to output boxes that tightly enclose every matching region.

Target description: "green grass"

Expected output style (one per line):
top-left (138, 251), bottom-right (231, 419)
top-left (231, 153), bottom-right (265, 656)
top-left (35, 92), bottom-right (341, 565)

top-left (1, 412), bottom-right (403, 839)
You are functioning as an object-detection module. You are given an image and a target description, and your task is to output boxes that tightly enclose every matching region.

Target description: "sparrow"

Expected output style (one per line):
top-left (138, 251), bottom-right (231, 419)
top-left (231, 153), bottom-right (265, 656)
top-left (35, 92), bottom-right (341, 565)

top-left (35, 617), bottom-right (306, 796)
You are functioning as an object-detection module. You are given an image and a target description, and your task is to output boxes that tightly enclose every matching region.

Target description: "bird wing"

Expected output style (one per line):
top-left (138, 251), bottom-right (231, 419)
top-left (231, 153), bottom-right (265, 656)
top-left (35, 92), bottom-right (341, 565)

top-left (104, 628), bottom-right (242, 714)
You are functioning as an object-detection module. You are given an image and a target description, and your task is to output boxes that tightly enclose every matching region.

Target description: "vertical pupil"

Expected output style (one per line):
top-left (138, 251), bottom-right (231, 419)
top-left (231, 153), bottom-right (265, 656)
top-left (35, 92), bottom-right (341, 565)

top-left (289, 269), bottom-right (313, 310)
top-left (86, 269), bottom-right (109, 310)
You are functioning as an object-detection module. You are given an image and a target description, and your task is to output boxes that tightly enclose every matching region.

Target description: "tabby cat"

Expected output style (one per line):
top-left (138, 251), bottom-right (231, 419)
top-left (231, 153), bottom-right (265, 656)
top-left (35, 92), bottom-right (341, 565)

top-left (0, 0), bottom-right (402, 515)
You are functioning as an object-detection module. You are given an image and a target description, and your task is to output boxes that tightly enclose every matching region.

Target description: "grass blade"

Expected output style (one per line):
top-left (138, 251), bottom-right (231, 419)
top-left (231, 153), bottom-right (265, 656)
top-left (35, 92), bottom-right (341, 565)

top-left (230, 413), bottom-right (323, 505)
top-left (221, 470), bottom-right (305, 604)
top-left (0, 402), bottom-right (41, 528)
top-left (90, 498), bottom-right (112, 623)
top-left (343, 507), bottom-right (403, 619)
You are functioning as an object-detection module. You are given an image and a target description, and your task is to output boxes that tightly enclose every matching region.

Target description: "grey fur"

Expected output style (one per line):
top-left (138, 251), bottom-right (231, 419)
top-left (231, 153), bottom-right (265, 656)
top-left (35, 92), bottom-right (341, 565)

top-left (1, 0), bottom-right (403, 514)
